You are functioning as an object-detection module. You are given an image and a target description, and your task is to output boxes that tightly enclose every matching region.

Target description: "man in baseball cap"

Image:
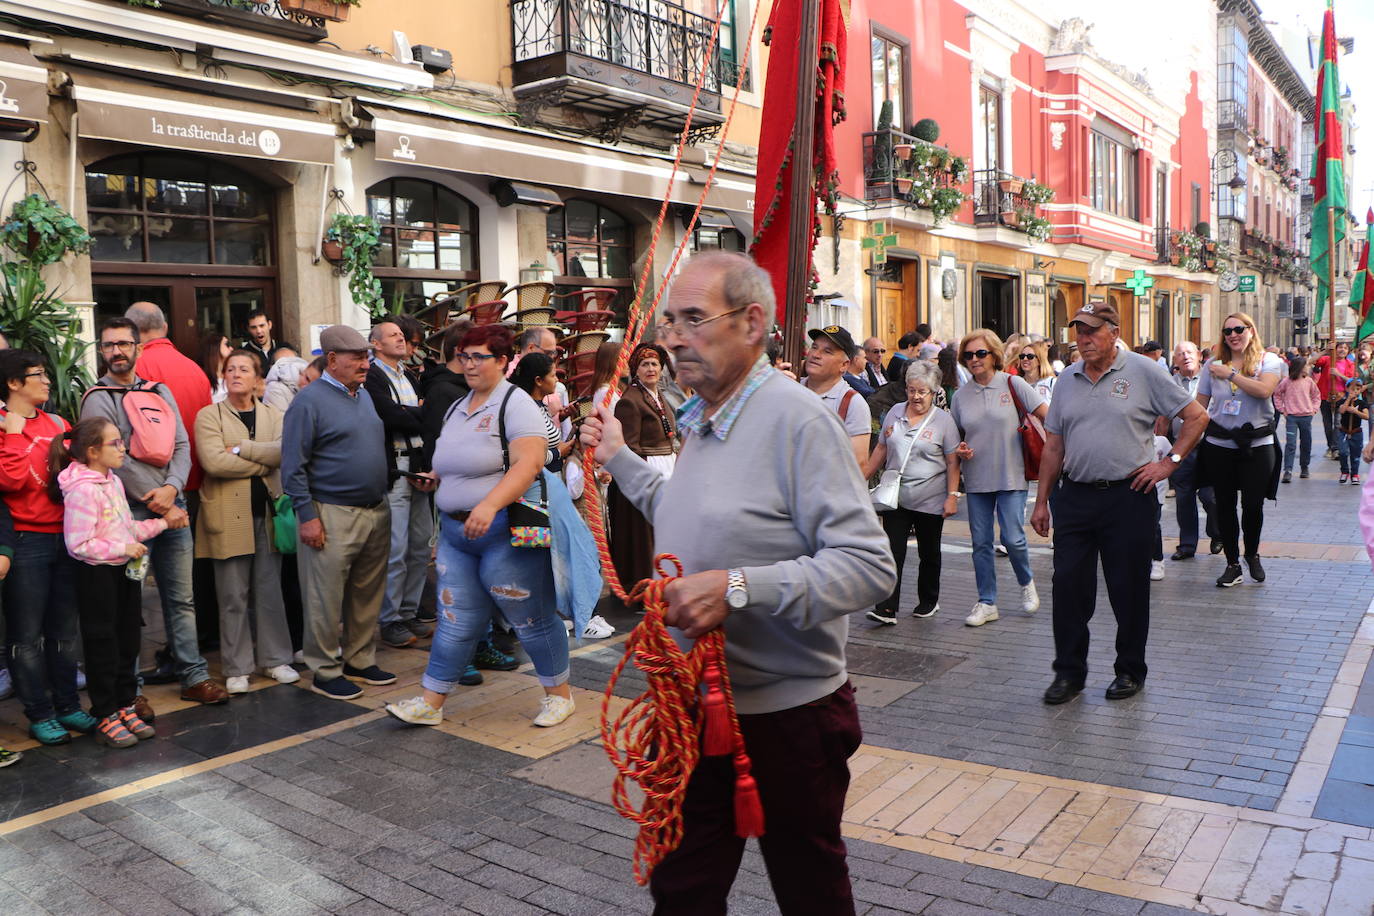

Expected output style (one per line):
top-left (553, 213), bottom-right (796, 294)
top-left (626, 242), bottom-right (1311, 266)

top-left (803, 326), bottom-right (870, 465)
top-left (282, 324), bottom-right (397, 700)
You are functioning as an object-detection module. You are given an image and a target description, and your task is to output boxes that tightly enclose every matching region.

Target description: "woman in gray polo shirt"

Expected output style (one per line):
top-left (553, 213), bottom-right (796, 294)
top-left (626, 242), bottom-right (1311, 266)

top-left (951, 329), bottom-right (1048, 627)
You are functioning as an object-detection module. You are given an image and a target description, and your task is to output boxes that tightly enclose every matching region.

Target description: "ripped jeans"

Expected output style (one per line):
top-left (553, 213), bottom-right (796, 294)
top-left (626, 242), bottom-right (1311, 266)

top-left (424, 511), bottom-right (568, 694)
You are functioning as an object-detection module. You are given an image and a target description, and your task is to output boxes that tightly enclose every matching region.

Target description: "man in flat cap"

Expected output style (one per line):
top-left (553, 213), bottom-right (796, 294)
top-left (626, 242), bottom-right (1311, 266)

top-left (282, 325), bottom-right (396, 700)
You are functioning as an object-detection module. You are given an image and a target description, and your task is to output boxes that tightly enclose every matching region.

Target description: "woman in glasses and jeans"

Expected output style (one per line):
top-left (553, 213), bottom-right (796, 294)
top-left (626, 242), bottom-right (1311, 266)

top-left (1195, 312), bottom-right (1284, 588)
top-left (386, 324), bottom-right (575, 729)
top-left (950, 330), bottom-right (1048, 628)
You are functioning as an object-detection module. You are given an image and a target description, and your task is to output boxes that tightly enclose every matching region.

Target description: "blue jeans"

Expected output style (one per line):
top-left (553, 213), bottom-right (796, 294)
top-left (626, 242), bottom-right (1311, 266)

top-left (132, 500), bottom-right (210, 687)
top-left (966, 490), bottom-right (1033, 605)
top-left (424, 512), bottom-right (568, 694)
top-left (380, 457), bottom-right (435, 626)
top-left (1337, 425), bottom-right (1365, 476)
top-left (1283, 414), bottom-right (1313, 472)
top-left (3, 531), bottom-right (81, 722)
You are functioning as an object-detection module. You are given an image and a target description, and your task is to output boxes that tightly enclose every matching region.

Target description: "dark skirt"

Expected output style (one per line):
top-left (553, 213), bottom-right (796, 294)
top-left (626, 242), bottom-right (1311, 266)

top-left (608, 480), bottom-right (655, 589)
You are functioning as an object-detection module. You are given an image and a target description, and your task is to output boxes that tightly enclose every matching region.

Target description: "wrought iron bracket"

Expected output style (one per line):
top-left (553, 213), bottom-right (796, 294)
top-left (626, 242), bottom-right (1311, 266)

top-left (594, 106), bottom-right (646, 145)
top-left (684, 122), bottom-right (723, 146)
top-left (514, 86), bottom-right (567, 128)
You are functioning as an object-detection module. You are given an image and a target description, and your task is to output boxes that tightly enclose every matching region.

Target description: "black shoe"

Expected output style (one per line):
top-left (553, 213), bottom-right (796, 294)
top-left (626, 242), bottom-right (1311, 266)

top-left (311, 676), bottom-right (363, 700)
top-left (342, 664), bottom-right (397, 686)
top-left (1170, 548), bottom-right (1195, 561)
top-left (911, 602), bottom-right (940, 619)
top-left (1105, 674), bottom-right (1143, 700)
top-left (1301, 468), bottom-right (1310, 478)
top-left (1216, 564), bottom-right (1243, 588)
top-left (1043, 678), bottom-right (1084, 705)
top-left (1282, 471), bottom-right (1292, 483)
top-left (139, 649), bottom-right (178, 685)
top-left (1244, 555), bottom-right (1265, 583)
top-left (1209, 538), bottom-right (1224, 555)
top-left (866, 608), bottom-right (897, 625)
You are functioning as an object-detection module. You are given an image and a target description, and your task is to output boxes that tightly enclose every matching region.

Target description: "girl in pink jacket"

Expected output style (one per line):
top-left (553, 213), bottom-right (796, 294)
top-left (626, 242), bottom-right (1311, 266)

top-left (51, 418), bottom-right (179, 748)
top-left (1274, 357), bottom-right (1322, 482)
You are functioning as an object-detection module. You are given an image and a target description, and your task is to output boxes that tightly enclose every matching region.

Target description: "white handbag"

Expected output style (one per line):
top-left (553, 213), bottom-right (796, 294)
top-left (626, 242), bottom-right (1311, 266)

top-left (870, 411), bottom-right (933, 512)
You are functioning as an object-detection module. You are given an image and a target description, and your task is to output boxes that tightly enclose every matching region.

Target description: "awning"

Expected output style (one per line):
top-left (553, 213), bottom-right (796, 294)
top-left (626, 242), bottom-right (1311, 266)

top-left (0, 43), bottom-right (49, 127)
top-left (369, 108), bottom-right (754, 215)
top-left (72, 73), bottom-right (335, 165)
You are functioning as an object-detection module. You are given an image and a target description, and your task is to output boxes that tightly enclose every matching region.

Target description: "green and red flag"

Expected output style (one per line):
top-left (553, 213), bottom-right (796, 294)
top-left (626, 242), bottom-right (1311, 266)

top-left (1354, 208), bottom-right (1374, 343)
top-left (1311, 0), bottom-right (1347, 323)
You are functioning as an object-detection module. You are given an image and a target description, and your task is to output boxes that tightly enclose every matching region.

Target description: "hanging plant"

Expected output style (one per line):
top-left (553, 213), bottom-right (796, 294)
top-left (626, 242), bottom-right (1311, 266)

top-left (1021, 181), bottom-right (1055, 206)
top-left (2, 195), bottom-right (92, 269)
top-left (325, 213), bottom-right (384, 319)
top-left (1018, 210), bottom-right (1052, 242)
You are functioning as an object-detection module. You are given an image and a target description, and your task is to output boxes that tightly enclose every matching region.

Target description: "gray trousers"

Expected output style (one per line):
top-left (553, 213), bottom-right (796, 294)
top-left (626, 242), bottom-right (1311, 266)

top-left (298, 501), bottom-right (389, 681)
top-left (213, 517), bottom-right (293, 677)
top-left (379, 455), bottom-right (435, 626)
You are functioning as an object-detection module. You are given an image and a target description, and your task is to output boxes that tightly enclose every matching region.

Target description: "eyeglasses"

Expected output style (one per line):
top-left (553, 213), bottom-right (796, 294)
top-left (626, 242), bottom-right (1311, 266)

top-left (1222, 326), bottom-right (1249, 336)
top-left (98, 340), bottom-right (137, 352)
top-left (655, 305), bottom-right (749, 338)
top-left (866, 347), bottom-right (887, 354)
top-left (23, 371), bottom-right (49, 381)
top-left (456, 352), bottom-right (498, 365)
top-left (1018, 353), bottom-right (1037, 361)
top-left (103, 438), bottom-right (127, 450)
top-left (961, 349), bottom-right (992, 361)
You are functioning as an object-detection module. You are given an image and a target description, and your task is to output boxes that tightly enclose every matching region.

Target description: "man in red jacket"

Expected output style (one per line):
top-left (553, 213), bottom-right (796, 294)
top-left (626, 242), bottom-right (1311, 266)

top-left (127, 302), bottom-right (221, 671)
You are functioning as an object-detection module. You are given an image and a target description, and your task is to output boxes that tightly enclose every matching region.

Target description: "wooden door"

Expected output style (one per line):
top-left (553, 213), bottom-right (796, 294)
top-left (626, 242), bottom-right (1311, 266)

top-left (876, 286), bottom-right (902, 347)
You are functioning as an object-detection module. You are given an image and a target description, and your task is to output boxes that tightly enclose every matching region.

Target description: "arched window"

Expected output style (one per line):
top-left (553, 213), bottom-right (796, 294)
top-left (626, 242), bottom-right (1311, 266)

top-left (367, 178), bottom-right (478, 313)
top-left (546, 199), bottom-right (634, 322)
top-left (86, 152), bottom-right (273, 265)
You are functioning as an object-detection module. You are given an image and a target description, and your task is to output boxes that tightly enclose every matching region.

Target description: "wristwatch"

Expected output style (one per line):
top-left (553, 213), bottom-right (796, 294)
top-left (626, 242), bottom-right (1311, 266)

top-left (1167, 453), bottom-right (1182, 464)
top-left (230, 446), bottom-right (241, 456)
top-left (725, 568), bottom-right (749, 610)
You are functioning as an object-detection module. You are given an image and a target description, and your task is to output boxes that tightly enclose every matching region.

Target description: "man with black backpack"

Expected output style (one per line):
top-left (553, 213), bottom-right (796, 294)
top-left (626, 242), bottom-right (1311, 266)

top-left (80, 318), bottom-right (229, 708)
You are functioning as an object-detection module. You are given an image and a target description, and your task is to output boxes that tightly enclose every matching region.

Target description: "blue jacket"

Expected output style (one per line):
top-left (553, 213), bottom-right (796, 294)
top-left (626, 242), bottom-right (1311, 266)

top-left (543, 469), bottom-right (603, 640)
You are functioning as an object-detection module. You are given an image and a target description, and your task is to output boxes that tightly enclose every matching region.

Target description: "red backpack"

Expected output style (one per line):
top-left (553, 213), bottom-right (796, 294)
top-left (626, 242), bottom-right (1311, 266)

top-left (80, 383), bottom-right (177, 467)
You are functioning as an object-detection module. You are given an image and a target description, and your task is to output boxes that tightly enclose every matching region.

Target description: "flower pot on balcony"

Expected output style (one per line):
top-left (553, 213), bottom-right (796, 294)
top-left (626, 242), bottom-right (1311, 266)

top-left (892, 144), bottom-right (914, 161)
top-left (894, 177), bottom-right (914, 193)
top-left (321, 239), bottom-right (345, 263)
top-left (1169, 254), bottom-right (1181, 266)
top-left (998, 178), bottom-right (1024, 195)
top-left (281, 0), bottom-right (351, 22)
top-left (1000, 210), bottom-right (1021, 227)
top-left (1204, 240), bottom-right (1217, 252)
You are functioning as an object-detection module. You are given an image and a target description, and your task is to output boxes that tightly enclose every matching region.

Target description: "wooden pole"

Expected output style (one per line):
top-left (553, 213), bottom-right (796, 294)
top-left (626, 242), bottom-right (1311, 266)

top-left (1328, 216), bottom-right (1337, 364)
top-left (782, 0), bottom-right (821, 370)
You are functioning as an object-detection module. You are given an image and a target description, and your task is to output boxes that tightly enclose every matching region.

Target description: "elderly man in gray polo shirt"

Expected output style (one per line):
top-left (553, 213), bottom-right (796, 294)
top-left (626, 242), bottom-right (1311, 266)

top-left (802, 324), bottom-right (872, 466)
top-left (1031, 302), bottom-right (1206, 705)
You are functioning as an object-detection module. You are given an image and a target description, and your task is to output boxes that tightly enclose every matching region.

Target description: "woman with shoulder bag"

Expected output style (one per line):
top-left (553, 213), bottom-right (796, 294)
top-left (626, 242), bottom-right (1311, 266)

top-left (194, 350), bottom-right (297, 694)
top-left (387, 325), bottom-right (575, 729)
top-left (951, 330), bottom-right (1048, 628)
top-left (861, 361), bottom-right (961, 624)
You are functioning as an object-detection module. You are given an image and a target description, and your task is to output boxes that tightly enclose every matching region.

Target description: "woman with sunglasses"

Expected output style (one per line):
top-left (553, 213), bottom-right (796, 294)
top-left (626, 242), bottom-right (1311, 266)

top-left (387, 324), bottom-right (576, 729)
top-left (0, 350), bottom-right (93, 745)
top-left (1017, 340), bottom-right (1057, 403)
top-left (1196, 312), bottom-right (1284, 588)
top-left (950, 331), bottom-right (1048, 627)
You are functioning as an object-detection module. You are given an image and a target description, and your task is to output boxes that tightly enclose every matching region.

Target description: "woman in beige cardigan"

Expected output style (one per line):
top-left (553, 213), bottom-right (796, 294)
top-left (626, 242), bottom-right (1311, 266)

top-left (195, 350), bottom-right (297, 695)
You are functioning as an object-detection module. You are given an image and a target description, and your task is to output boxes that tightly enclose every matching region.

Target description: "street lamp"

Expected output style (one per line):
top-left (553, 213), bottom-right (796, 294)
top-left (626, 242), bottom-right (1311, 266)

top-left (1212, 149), bottom-right (1246, 192)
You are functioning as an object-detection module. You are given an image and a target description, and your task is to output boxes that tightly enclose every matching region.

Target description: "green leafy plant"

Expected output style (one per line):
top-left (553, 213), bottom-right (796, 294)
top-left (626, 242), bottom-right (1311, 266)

top-left (1194, 221), bottom-right (1211, 239)
top-left (0, 265), bottom-right (92, 420)
top-left (912, 118), bottom-right (940, 143)
top-left (2, 195), bottom-right (92, 269)
top-left (1021, 181), bottom-right (1055, 206)
top-left (326, 213), bottom-right (384, 319)
top-left (1017, 210), bottom-right (1052, 242)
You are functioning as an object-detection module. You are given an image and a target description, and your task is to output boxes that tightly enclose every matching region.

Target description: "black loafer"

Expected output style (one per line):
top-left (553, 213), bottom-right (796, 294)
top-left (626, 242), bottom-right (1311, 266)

top-left (1105, 675), bottom-right (1143, 700)
top-left (1043, 677), bottom-right (1084, 705)
top-left (1209, 538), bottom-right (1224, 555)
top-left (1170, 548), bottom-right (1195, 561)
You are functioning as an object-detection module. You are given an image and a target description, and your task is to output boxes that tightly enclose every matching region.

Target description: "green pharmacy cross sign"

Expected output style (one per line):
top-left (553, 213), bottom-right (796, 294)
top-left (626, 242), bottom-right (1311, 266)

top-left (1125, 269), bottom-right (1155, 297)
top-left (861, 221), bottom-right (900, 264)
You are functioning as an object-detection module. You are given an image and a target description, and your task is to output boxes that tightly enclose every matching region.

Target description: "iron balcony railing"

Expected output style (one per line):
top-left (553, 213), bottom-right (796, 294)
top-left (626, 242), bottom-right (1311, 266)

top-left (972, 170), bottom-right (1030, 227)
top-left (861, 129), bottom-right (960, 203)
top-left (512, 0), bottom-right (723, 94)
top-left (152, 0), bottom-right (329, 41)
top-left (1155, 226), bottom-right (1172, 263)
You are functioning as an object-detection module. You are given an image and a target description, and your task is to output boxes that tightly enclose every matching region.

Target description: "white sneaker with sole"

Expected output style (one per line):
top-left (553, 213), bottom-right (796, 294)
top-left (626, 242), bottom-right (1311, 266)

top-left (264, 664), bottom-right (300, 685)
top-left (225, 676), bottom-right (250, 695)
top-left (533, 694), bottom-right (575, 727)
top-left (1150, 560), bottom-right (1165, 581)
top-left (965, 603), bottom-right (999, 627)
top-left (385, 696), bottom-right (443, 726)
top-left (1021, 582), bottom-right (1040, 613)
top-left (994, 544), bottom-right (1009, 556)
top-left (582, 615), bottom-right (615, 639)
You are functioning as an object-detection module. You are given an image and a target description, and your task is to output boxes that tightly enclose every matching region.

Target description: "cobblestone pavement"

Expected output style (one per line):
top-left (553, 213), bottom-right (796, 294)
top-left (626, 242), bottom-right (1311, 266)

top-left (0, 450), bottom-right (1372, 914)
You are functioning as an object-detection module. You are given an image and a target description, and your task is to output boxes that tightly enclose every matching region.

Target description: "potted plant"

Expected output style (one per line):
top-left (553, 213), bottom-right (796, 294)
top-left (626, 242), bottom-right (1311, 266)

top-left (1021, 212), bottom-right (1052, 242)
top-left (999, 176), bottom-right (1024, 195)
top-left (2, 194), bottom-right (92, 268)
top-left (1001, 209), bottom-right (1021, 227)
top-left (893, 144), bottom-right (914, 161)
top-left (1021, 181), bottom-right (1055, 206)
top-left (325, 213), bottom-right (384, 319)
top-left (912, 118), bottom-right (940, 143)
top-left (280, 0), bottom-right (360, 22)
top-left (928, 186), bottom-right (966, 225)
top-left (895, 177), bottom-right (914, 193)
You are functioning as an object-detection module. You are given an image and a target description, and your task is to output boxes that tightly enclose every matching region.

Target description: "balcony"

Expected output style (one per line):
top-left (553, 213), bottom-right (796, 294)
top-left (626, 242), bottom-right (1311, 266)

top-left (1158, 228), bottom-right (1219, 272)
top-left (972, 170), bottom-right (1052, 241)
top-left (861, 129), bottom-right (968, 222)
top-left (510, 0), bottom-right (725, 138)
top-left (147, 0), bottom-right (329, 42)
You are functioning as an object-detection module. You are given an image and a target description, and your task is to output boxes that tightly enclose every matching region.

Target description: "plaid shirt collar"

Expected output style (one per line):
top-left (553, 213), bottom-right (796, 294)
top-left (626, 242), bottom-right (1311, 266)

top-left (675, 353), bottom-right (774, 442)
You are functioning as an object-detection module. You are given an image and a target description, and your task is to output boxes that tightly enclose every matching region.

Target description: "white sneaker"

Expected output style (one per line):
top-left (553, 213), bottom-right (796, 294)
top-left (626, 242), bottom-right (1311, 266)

top-left (385, 695), bottom-right (443, 726)
top-left (264, 664), bottom-right (300, 685)
top-left (1150, 560), bottom-right (1165, 581)
top-left (0, 667), bottom-right (11, 700)
top-left (994, 544), bottom-right (1009, 556)
top-left (582, 615), bottom-right (614, 639)
top-left (292, 650), bottom-right (305, 665)
top-left (1021, 582), bottom-right (1040, 613)
top-left (965, 603), bottom-right (1000, 627)
top-left (226, 676), bottom-right (250, 695)
top-left (533, 694), bottom-right (575, 727)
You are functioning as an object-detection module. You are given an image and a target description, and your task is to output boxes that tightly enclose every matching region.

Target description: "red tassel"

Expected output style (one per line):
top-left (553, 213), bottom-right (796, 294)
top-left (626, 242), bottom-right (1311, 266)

top-left (733, 771), bottom-right (765, 838)
top-left (701, 664), bottom-right (732, 756)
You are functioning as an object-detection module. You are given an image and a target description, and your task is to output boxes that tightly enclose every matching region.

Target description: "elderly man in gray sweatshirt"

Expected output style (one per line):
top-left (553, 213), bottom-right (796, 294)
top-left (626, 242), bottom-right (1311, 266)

top-left (582, 251), bottom-right (895, 915)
